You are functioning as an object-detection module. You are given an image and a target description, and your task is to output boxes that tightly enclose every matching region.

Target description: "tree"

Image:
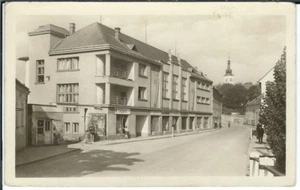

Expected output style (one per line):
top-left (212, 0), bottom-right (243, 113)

top-left (216, 83), bottom-right (248, 112)
top-left (247, 84), bottom-right (260, 101)
top-left (259, 47), bottom-right (286, 173)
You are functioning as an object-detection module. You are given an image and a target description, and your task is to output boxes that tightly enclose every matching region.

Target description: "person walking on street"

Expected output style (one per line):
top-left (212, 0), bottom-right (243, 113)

top-left (228, 121), bottom-right (231, 128)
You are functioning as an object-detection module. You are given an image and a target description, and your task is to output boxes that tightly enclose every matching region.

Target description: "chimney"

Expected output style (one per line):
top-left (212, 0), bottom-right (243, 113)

top-left (69, 23), bottom-right (75, 35)
top-left (115, 27), bottom-right (121, 40)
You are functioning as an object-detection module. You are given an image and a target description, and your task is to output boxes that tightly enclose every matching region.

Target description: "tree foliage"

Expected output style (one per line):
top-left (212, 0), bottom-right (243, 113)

top-left (247, 85), bottom-right (261, 101)
top-left (215, 83), bottom-right (251, 113)
top-left (259, 47), bottom-right (286, 173)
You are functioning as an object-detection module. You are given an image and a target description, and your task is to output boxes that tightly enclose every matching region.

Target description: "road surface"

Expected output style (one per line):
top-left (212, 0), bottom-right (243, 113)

top-left (16, 123), bottom-right (251, 177)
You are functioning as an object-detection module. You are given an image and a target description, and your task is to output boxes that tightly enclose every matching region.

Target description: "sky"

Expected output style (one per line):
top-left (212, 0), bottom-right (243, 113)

top-left (16, 15), bottom-right (286, 85)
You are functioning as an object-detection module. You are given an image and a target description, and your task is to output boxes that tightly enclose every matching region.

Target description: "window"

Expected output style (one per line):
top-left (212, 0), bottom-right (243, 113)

top-left (206, 98), bottom-right (210, 104)
top-left (206, 84), bottom-right (210, 90)
top-left (36, 60), bottom-right (45, 83)
top-left (197, 96), bottom-right (201, 103)
top-left (37, 120), bottom-right (44, 134)
top-left (57, 84), bottom-right (79, 104)
top-left (64, 122), bottom-right (71, 133)
top-left (181, 78), bottom-right (187, 101)
top-left (197, 82), bottom-right (201, 89)
top-left (57, 57), bottom-right (79, 71)
top-left (163, 72), bottom-right (169, 98)
top-left (73, 123), bottom-right (79, 133)
top-left (45, 120), bottom-right (51, 131)
top-left (63, 107), bottom-right (78, 112)
top-left (138, 87), bottom-right (147, 100)
top-left (201, 97), bottom-right (206, 103)
top-left (139, 63), bottom-right (147, 77)
top-left (172, 75), bottom-right (178, 99)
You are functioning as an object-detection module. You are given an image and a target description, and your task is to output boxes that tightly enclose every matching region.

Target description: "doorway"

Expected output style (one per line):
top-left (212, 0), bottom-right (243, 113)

top-left (37, 119), bottom-right (53, 146)
top-left (116, 115), bottom-right (128, 134)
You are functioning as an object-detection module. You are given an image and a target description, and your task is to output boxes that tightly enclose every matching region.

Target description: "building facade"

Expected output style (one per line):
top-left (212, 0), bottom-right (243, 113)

top-left (245, 95), bottom-right (261, 126)
top-left (16, 79), bottom-right (30, 150)
top-left (212, 87), bottom-right (222, 127)
top-left (26, 22), bottom-right (214, 144)
top-left (223, 58), bottom-right (234, 84)
top-left (258, 67), bottom-right (274, 98)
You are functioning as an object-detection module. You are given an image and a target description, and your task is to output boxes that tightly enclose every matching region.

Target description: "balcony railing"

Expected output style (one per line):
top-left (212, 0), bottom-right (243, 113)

top-left (111, 96), bottom-right (127, 105)
top-left (111, 67), bottom-right (127, 79)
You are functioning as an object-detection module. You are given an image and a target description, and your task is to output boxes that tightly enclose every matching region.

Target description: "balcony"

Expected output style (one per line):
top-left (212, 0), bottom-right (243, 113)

top-left (111, 67), bottom-right (127, 79)
top-left (111, 96), bottom-right (127, 105)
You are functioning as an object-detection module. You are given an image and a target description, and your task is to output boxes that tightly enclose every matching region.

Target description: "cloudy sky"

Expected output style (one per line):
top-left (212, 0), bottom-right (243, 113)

top-left (16, 14), bottom-right (285, 84)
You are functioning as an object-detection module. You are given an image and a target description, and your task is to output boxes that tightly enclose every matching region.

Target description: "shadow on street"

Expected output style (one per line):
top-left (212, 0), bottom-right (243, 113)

top-left (16, 149), bottom-right (144, 177)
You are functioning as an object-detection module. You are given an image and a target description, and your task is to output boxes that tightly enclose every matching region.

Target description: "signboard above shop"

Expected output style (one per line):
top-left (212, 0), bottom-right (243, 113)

top-left (115, 108), bottom-right (131, 115)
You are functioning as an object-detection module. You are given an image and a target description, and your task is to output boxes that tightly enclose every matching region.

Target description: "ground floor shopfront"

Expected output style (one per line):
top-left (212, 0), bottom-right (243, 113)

top-left (28, 104), bottom-right (213, 146)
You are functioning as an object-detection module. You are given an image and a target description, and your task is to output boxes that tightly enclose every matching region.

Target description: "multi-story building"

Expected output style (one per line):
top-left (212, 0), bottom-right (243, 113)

top-left (25, 22), bottom-right (213, 144)
top-left (16, 79), bottom-right (30, 150)
top-left (212, 87), bottom-right (222, 127)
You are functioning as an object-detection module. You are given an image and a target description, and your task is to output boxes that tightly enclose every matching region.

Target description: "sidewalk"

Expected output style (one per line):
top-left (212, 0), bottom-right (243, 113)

top-left (68, 128), bottom-right (219, 149)
top-left (247, 133), bottom-right (274, 157)
top-left (246, 131), bottom-right (274, 176)
top-left (16, 144), bottom-right (80, 167)
top-left (16, 128), bottom-right (219, 167)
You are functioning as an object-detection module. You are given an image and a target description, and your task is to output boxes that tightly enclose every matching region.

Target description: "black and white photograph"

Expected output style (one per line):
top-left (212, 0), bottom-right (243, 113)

top-left (3, 2), bottom-right (296, 187)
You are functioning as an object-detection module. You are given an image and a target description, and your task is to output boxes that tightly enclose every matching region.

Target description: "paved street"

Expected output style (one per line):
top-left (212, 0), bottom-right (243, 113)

top-left (16, 123), bottom-right (251, 177)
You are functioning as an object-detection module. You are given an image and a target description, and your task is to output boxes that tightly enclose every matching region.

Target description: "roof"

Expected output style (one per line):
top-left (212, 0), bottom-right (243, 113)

top-left (258, 66), bottom-right (275, 82)
top-left (246, 95), bottom-right (262, 106)
top-left (16, 79), bottom-right (30, 92)
top-left (29, 24), bottom-right (69, 38)
top-left (49, 22), bottom-right (212, 83)
top-left (18, 56), bottom-right (29, 61)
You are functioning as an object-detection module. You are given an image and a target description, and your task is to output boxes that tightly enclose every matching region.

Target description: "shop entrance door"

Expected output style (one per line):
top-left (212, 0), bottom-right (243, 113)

top-left (37, 119), bottom-right (53, 146)
top-left (116, 115), bottom-right (127, 134)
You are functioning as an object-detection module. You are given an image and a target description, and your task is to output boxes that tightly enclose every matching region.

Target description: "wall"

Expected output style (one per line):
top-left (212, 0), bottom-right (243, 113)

top-left (16, 83), bottom-right (29, 151)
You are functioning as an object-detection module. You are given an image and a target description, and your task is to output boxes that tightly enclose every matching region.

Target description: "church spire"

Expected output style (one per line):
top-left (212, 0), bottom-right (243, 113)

top-left (225, 53), bottom-right (233, 76)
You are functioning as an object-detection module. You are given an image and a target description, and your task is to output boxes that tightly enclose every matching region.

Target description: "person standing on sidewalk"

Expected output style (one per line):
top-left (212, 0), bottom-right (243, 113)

top-left (228, 121), bottom-right (231, 128)
top-left (124, 125), bottom-right (130, 139)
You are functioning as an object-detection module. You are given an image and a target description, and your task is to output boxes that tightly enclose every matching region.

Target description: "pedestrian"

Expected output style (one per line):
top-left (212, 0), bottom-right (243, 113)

top-left (124, 125), bottom-right (130, 139)
top-left (258, 125), bottom-right (264, 143)
top-left (228, 121), bottom-right (231, 128)
top-left (256, 123), bottom-right (262, 143)
top-left (214, 121), bottom-right (218, 128)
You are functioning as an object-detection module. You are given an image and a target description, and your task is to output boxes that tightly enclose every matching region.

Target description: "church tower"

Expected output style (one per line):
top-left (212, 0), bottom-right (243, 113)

top-left (223, 55), bottom-right (234, 84)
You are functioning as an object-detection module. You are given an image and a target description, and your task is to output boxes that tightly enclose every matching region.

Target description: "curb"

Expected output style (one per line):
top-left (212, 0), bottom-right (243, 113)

top-left (101, 128), bottom-right (220, 146)
top-left (16, 148), bottom-right (80, 168)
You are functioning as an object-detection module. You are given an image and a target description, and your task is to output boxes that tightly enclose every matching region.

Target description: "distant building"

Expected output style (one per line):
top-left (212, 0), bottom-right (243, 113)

top-left (16, 79), bottom-right (30, 151)
top-left (223, 57), bottom-right (234, 84)
top-left (245, 95), bottom-right (262, 126)
top-left (24, 22), bottom-right (214, 144)
top-left (212, 87), bottom-right (222, 127)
